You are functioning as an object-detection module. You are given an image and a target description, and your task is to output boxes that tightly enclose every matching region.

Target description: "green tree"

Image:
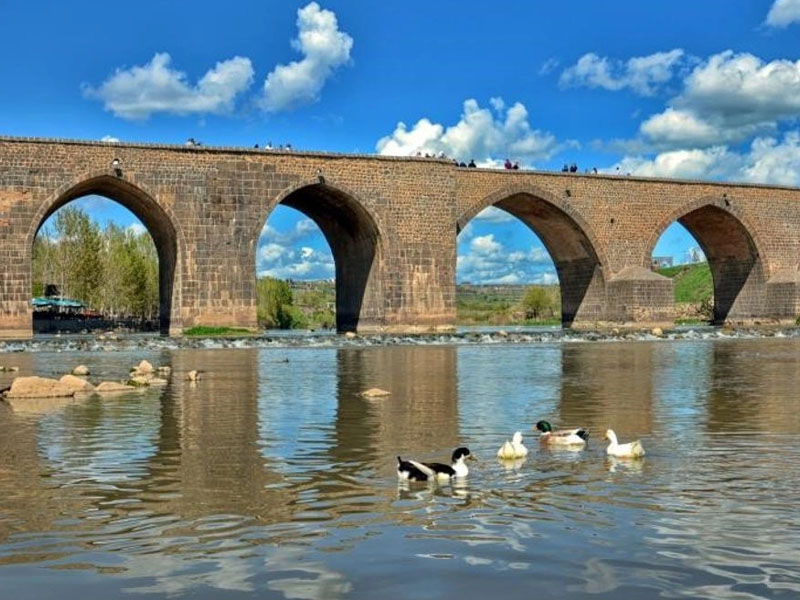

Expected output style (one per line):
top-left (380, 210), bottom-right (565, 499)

top-left (257, 277), bottom-right (295, 328)
top-left (32, 206), bottom-right (159, 322)
top-left (522, 285), bottom-right (556, 319)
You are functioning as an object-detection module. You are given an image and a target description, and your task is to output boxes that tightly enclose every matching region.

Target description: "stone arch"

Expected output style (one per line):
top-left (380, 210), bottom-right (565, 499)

top-left (255, 180), bottom-right (384, 332)
top-left (645, 196), bottom-right (766, 323)
top-left (28, 172), bottom-right (184, 334)
top-left (458, 184), bottom-right (608, 326)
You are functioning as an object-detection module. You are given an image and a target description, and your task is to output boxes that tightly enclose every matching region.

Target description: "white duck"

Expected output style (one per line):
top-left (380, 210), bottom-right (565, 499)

top-left (497, 431), bottom-right (528, 459)
top-left (604, 429), bottom-right (645, 458)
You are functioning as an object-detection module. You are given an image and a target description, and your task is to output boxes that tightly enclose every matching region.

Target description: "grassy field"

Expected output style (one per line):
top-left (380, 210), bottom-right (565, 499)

top-left (456, 285), bottom-right (560, 325)
top-left (657, 262), bottom-right (713, 303)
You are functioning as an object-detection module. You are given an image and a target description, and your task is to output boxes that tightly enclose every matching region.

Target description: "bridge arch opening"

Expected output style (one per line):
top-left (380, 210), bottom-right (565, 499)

top-left (649, 203), bottom-right (765, 324)
top-left (31, 176), bottom-right (178, 334)
top-left (256, 183), bottom-right (382, 332)
top-left (458, 191), bottom-right (606, 327)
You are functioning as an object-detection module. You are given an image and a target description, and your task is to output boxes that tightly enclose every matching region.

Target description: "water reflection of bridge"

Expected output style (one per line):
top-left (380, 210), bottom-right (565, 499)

top-left (3, 340), bottom-right (799, 553)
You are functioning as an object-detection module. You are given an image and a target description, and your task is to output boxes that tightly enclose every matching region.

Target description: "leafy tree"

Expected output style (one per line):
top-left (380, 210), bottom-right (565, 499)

top-left (256, 277), bottom-right (295, 328)
top-left (522, 286), bottom-right (552, 319)
top-left (32, 206), bottom-right (159, 321)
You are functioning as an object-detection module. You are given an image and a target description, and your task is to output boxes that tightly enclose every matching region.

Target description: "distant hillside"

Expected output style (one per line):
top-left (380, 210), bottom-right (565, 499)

top-left (657, 262), bottom-right (713, 304)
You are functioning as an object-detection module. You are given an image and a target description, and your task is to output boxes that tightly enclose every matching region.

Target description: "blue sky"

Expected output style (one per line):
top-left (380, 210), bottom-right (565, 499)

top-left (5, 0), bottom-right (800, 283)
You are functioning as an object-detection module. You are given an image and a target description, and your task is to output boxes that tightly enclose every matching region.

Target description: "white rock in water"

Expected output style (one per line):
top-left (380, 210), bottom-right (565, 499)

top-left (345, 332), bottom-right (358, 339)
top-left (186, 370), bottom-right (200, 382)
top-left (72, 365), bottom-right (90, 376)
top-left (651, 327), bottom-right (664, 337)
top-left (360, 387), bottom-right (391, 398)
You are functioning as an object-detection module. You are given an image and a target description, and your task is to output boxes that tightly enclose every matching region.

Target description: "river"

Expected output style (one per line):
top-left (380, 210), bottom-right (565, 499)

top-left (1, 338), bottom-right (799, 599)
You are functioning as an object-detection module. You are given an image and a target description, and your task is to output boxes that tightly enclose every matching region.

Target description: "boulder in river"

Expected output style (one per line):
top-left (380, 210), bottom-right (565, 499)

top-left (72, 365), bottom-right (90, 376)
top-left (94, 381), bottom-right (138, 394)
top-left (359, 387), bottom-right (391, 398)
top-left (4, 376), bottom-right (76, 399)
top-left (132, 360), bottom-right (154, 376)
top-left (59, 374), bottom-right (95, 393)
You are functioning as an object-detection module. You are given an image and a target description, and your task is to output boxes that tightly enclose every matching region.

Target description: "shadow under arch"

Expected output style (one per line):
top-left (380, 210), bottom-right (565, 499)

top-left (258, 181), bottom-right (383, 332)
top-left (29, 174), bottom-right (181, 334)
top-left (646, 198), bottom-right (766, 323)
top-left (458, 186), bottom-right (607, 326)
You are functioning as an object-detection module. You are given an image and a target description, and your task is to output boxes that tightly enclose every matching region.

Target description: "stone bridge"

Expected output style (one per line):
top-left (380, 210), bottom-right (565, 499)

top-left (2, 136), bottom-right (800, 338)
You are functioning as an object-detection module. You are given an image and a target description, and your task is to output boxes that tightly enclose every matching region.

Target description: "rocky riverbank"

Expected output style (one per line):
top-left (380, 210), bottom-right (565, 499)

top-left (2, 326), bottom-right (800, 354)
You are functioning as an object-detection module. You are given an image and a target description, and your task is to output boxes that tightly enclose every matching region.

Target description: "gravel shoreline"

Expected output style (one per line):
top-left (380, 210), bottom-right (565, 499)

top-left (2, 326), bottom-right (800, 353)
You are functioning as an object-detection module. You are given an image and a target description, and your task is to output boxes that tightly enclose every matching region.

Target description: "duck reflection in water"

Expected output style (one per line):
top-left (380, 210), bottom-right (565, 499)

top-left (606, 455), bottom-right (646, 474)
top-left (397, 476), bottom-right (471, 501)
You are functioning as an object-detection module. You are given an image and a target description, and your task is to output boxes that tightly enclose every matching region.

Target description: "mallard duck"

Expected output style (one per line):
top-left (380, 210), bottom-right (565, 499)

top-left (497, 431), bottom-right (528, 459)
top-left (397, 447), bottom-right (475, 482)
top-left (604, 429), bottom-right (645, 458)
top-left (535, 420), bottom-right (589, 446)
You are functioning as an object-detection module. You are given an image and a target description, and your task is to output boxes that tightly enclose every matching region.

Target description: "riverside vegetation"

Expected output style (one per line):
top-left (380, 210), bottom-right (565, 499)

top-left (32, 207), bottom-right (715, 330)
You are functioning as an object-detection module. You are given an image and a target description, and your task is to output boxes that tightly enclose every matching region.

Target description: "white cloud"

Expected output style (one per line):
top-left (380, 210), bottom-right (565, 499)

top-left (259, 242), bottom-right (285, 263)
top-left (538, 58), bottom-right (560, 76)
top-left (639, 51), bottom-right (800, 147)
top-left (376, 98), bottom-right (559, 164)
top-left (608, 130), bottom-right (800, 186)
top-left (127, 223), bottom-right (147, 236)
top-left (560, 49), bottom-right (685, 96)
top-left (100, 135), bottom-right (119, 143)
top-left (260, 218), bottom-right (318, 245)
top-left (470, 234), bottom-right (503, 256)
top-left (84, 53), bottom-right (254, 120)
top-left (457, 232), bottom-right (556, 284)
top-left (261, 2), bottom-right (353, 112)
top-left (766, 0), bottom-right (800, 27)
top-left (474, 206), bottom-right (515, 224)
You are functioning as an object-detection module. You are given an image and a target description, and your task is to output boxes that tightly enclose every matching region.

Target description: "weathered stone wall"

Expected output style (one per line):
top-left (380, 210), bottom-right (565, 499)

top-left (2, 136), bottom-right (800, 338)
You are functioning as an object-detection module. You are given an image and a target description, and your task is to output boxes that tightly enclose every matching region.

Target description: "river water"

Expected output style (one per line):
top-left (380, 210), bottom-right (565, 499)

top-left (1, 338), bottom-right (799, 599)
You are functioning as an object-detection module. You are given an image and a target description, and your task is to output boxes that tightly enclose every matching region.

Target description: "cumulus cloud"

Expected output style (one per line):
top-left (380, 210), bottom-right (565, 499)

top-left (639, 51), bottom-right (800, 147)
top-left (766, 0), bottom-right (800, 27)
top-left (457, 232), bottom-right (556, 284)
top-left (261, 2), bottom-right (353, 112)
top-left (473, 206), bottom-right (515, 224)
top-left (376, 98), bottom-right (559, 164)
top-left (257, 215), bottom-right (333, 279)
top-left (560, 49), bottom-right (686, 96)
top-left (260, 218), bottom-right (318, 245)
top-left (100, 135), bottom-right (120, 143)
top-left (608, 130), bottom-right (800, 186)
top-left (257, 242), bottom-right (334, 280)
top-left (84, 53), bottom-right (254, 120)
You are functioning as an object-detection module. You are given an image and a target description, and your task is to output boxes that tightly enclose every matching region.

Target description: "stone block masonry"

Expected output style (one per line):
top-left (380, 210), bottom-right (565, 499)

top-left (2, 136), bottom-right (800, 338)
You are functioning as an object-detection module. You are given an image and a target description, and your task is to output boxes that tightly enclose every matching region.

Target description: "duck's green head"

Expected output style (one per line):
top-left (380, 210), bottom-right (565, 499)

top-left (535, 420), bottom-right (552, 433)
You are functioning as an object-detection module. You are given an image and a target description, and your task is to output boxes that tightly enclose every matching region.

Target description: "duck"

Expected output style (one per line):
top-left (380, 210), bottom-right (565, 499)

top-left (535, 420), bottom-right (589, 446)
top-left (497, 431), bottom-right (528, 459)
top-left (397, 447), bottom-right (475, 482)
top-left (604, 429), bottom-right (645, 458)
